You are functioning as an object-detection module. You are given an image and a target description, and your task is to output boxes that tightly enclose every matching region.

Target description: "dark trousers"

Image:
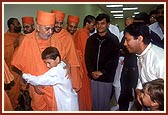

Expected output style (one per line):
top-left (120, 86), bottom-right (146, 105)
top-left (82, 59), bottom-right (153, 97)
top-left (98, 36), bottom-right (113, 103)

top-left (91, 80), bottom-right (113, 111)
top-left (118, 66), bottom-right (138, 111)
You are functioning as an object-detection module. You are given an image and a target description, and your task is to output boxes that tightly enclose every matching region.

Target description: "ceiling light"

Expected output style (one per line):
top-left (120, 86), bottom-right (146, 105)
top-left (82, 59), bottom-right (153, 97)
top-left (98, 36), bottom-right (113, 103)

top-left (114, 17), bottom-right (123, 19)
top-left (106, 5), bottom-right (123, 7)
top-left (134, 12), bottom-right (140, 14)
top-left (123, 7), bottom-right (138, 10)
top-left (113, 14), bottom-right (123, 17)
top-left (110, 11), bottom-right (123, 13)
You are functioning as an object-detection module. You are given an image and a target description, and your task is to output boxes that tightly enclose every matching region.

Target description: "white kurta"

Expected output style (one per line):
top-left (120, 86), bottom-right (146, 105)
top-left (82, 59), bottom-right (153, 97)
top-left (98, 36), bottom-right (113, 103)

top-left (22, 61), bottom-right (79, 111)
top-left (113, 56), bottom-right (124, 88)
top-left (136, 43), bottom-right (164, 89)
top-left (108, 24), bottom-right (120, 38)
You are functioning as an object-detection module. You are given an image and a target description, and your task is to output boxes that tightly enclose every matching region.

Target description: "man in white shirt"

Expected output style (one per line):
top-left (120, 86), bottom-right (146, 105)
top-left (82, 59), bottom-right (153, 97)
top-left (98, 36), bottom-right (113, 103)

top-left (123, 22), bottom-right (164, 110)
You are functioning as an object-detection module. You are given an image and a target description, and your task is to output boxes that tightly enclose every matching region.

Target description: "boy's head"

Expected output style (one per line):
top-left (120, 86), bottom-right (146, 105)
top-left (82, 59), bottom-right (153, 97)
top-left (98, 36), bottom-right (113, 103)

top-left (141, 78), bottom-right (164, 111)
top-left (41, 46), bottom-right (61, 68)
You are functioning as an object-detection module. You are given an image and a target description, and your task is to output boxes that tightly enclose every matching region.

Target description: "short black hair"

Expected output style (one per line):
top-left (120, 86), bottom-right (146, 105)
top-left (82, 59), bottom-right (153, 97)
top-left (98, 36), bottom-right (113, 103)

top-left (83, 15), bottom-right (95, 26)
top-left (41, 46), bottom-right (61, 60)
top-left (156, 4), bottom-right (164, 12)
top-left (7, 18), bottom-right (18, 28)
top-left (134, 12), bottom-right (150, 25)
top-left (96, 13), bottom-right (110, 23)
top-left (124, 22), bottom-right (151, 45)
top-left (149, 10), bottom-right (157, 16)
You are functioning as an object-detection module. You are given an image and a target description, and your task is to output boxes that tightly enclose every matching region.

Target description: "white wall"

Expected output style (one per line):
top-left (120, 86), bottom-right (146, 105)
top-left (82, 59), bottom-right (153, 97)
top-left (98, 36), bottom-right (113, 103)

top-left (3, 3), bottom-right (107, 32)
top-left (3, 3), bottom-right (162, 33)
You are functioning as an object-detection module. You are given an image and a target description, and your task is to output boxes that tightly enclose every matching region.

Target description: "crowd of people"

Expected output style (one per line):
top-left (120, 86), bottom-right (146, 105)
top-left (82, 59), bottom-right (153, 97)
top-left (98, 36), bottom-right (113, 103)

top-left (4, 4), bottom-right (164, 111)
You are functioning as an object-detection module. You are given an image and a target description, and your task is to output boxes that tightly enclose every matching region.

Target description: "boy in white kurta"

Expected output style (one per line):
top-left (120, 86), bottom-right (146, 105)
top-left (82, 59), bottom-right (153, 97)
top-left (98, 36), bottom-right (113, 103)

top-left (22, 46), bottom-right (79, 111)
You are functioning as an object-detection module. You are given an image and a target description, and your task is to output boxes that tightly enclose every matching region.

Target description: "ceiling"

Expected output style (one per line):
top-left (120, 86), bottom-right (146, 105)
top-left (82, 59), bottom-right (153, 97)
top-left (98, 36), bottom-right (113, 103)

top-left (98, 4), bottom-right (160, 21)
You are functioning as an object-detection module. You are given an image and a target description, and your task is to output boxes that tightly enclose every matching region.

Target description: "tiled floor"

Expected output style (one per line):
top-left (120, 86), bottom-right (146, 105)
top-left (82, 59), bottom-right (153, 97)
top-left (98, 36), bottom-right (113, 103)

top-left (15, 90), bottom-right (138, 111)
top-left (110, 95), bottom-right (138, 111)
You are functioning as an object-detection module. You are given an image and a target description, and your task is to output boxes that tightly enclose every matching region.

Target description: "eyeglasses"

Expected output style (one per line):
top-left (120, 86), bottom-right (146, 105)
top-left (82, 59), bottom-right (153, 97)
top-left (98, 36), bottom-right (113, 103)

top-left (150, 16), bottom-right (156, 19)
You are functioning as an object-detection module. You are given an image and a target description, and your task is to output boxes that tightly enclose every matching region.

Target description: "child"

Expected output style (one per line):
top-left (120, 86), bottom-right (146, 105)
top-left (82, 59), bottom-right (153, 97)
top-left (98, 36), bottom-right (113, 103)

top-left (140, 78), bottom-right (164, 111)
top-left (22, 46), bottom-right (79, 111)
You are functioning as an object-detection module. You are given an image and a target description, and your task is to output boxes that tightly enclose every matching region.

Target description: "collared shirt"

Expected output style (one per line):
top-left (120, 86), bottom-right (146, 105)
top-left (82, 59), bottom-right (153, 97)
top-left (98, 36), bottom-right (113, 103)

top-left (108, 24), bottom-right (120, 38)
top-left (149, 22), bottom-right (164, 40)
top-left (136, 43), bottom-right (164, 89)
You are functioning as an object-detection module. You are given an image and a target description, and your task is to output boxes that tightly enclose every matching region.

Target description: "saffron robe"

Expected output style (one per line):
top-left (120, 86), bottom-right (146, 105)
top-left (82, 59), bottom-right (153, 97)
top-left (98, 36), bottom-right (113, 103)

top-left (4, 60), bottom-right (14, 111)
top-left (11, 30), bottom-right (62, 111)
top-left (4, 31), bottom-right (22, 67)
top-left (4, 31), bottom-right (23, 108)
top-left (73, 28), bottom-right (92, 110)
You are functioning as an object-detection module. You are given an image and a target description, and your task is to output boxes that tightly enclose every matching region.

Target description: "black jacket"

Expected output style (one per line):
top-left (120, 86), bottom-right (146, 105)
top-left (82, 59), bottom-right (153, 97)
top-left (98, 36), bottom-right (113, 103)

top-left (85, 30), bottom-right (120, 83)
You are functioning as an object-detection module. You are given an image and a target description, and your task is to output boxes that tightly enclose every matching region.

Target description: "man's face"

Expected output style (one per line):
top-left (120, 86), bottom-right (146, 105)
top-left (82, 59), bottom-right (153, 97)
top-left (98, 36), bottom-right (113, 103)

top-left (88, 20), bottom-right (96, 33)
top-left (156, 8), bottom-right (164, 24)
top-left (23, 23), bottom-right (34, 34)
top-left (54, 20), bottom-right (63, 33)
top-left (96, 18), bottom-right (109, 34)
top-left (124, 32), bottom-right (140, 54)
top-left (67, 22), bottom-right (78, 35)
top-left (125, 18), bottom-right (134, 27)
top-left (150, 14), bottom-right (157, 24)
top-left (37, 24), bottom-right (55, 39)
top-left (12, 20), bottom-right (22, 33)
